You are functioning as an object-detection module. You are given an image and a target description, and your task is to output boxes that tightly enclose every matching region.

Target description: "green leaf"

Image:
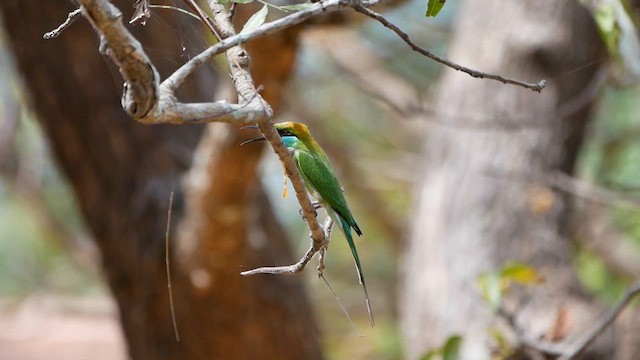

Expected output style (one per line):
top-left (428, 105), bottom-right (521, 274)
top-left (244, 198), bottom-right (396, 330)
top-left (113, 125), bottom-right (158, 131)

top-left (490, 328), bottom-right (516, 359)
top-left (419, 350), bottom-right (438, 360)
top-left (478, 273), bottom-right (502, 311)
top-left (425, 0), bottom-right (446, 17)
top-left (478, 262), bottom-right (543, 311)
top-left (240, 4), bottom-right (268, 34)
top-left (491, 328), bottom-right (508, 349)
top-left (419, 335), bottom-right (464, 360)
top-left (442, 335), bottom-right (462, 360)
top-left (594, 4), bottom-right (620, 54)
top-left (500, 262), bottom-right (543, 286)
top-left (279, 2), bottom-right (313, 11)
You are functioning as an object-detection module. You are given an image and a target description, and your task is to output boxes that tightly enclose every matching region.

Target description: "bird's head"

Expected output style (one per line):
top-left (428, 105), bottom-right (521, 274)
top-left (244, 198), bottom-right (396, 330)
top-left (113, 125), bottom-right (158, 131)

top-left (240, 122), bottom-right (312, 146)
top-left (274, 122), bottom-right (311, 140)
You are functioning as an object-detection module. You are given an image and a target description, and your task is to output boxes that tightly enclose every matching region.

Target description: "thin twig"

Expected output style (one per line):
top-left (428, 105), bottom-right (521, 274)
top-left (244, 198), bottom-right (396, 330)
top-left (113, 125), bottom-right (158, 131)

top-left (43, 8), bottom-right (82, 39)
top-left (326, 41), bottom-right (605, 130)
top-left (200, 0), bottom-right (327, 275)
top-left (548, 171), bottom-right (640, 211)
top-left (164, 0), bottom-right (359, 90)
top-left (496, 306), bottom-right (564, 356)
top-left (148, 5), bottom-right (200, 21)
top-left (320, 273), bottom-right (363, 337)
top-left (165, 191), bottom-right (180, 342)
top-left (486, 169), bottom-right (640, 212)
top-left (241, 245), bottom-right (320, 275)
top-left (316, 218), bottom-right (362, 335)
top-left (241, 210), bottom-right (333, 276)
top-left (352, 4), bottom-right (547, 92)
top-left (559, 281), bottom-right (640, 360)
top-left (181, 0), bottom-right (222, 40)
top-left (76, 0), bottom-right (543, 126)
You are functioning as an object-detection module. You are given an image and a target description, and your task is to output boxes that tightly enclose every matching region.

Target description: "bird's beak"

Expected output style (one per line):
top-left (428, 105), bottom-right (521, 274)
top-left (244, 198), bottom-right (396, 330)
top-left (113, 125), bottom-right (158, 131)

top-left (240, 137), bottom-right (266, 146)
top-left (240, 125), bottom-right (265, 146)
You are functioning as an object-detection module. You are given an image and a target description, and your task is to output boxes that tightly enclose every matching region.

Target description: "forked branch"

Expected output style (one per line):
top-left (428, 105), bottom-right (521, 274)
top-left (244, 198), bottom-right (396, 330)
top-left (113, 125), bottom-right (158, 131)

top-left (52, 0), bottom-right (547, 278)
top-left (559, 280), bottom-right (640, 360)
top-left (241, 217), bottom-right (334, 276)
top-left (63, 0), bottom-right (546, 127)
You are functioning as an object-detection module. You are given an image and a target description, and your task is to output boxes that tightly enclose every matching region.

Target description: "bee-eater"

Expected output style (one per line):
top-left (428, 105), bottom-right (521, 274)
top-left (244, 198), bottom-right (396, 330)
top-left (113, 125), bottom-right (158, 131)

top-left (242, 122), bottom-right (374, 326)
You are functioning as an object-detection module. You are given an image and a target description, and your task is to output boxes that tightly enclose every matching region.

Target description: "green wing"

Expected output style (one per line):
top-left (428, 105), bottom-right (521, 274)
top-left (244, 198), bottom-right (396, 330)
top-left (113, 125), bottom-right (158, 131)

top-left (296, 149), bottom-right (373, 325)
top-left (295, 150), bottom-right (361, 235)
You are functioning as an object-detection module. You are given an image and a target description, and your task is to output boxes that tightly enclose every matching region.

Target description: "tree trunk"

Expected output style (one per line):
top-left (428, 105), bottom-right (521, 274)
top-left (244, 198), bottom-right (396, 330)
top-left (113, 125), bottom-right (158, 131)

top-left (401, 0), bottom-right (608, 359)
top-left (0, 1), bottom-right (321, 359)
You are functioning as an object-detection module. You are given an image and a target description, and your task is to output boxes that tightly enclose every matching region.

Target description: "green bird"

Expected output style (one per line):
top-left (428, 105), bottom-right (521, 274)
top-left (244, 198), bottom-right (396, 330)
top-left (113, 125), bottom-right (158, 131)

top-left (243, 122), bottom-right (374, 326)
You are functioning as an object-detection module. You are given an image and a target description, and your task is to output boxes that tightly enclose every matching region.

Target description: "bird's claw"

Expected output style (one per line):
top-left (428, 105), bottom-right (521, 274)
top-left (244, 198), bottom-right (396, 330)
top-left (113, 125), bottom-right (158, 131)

top-left (299, 202), bottom-right (322, 220)
top-left (299, 208), bottom-right (318, 219)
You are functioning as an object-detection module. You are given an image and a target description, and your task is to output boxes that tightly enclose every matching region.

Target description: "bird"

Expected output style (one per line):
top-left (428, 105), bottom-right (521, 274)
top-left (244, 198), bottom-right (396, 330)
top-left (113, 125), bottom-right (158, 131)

top-left (242, 122), bottom-right (374, 326)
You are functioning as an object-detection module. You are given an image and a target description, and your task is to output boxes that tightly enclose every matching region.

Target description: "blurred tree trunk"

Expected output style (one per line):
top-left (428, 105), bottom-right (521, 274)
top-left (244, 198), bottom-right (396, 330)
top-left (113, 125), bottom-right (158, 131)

top-left (401, 1), bottom-right (609, 359)
top-left (0, 1), bottom-right (321, 359)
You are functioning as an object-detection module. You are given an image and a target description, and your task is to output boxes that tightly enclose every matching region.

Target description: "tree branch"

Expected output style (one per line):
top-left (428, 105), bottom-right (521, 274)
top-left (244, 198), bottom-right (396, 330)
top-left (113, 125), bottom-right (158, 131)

top-left (496, 306), bottom-right (564, 357)
top-left (206, 0), bottom-right (327, 271)
top-left (67, 0), bottom-right (549, 280)
top-left (352, 4), bottom-right (547, 92)
top-left (559, 280), bottom-right (640, 360)
top-left (73, 0), bottom-right (546, 126)
top-left (77, 0), bottom-right (159, 118)
top-left (547, 171), bottom-right (640, 211)
top-left (241, 216), bottom-right (333, 276)
top-left (43, 8), bottom-right (82, 39)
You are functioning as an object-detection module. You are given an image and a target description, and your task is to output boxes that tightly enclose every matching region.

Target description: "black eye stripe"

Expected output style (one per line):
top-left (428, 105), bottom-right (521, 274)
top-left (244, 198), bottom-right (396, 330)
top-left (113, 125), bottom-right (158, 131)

top-left (278, 129), bottom-right (296, 137)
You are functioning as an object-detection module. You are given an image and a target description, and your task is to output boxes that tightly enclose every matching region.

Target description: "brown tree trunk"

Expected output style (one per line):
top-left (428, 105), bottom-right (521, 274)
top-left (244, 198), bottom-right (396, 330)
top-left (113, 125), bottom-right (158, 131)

top-left (401, 0), bottom-right (608, 359)
top-left (0, 1), bottom-right (321, 359)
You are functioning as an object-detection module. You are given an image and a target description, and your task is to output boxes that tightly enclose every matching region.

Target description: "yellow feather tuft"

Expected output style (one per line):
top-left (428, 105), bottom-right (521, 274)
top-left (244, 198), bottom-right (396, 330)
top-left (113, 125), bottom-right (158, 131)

top-left (282, 163), bottom-right (288, 199)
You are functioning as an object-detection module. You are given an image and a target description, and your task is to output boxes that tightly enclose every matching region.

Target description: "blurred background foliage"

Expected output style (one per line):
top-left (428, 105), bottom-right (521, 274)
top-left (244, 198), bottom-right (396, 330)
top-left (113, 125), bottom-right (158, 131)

top-left (0, 0), bottom-right (639, 358)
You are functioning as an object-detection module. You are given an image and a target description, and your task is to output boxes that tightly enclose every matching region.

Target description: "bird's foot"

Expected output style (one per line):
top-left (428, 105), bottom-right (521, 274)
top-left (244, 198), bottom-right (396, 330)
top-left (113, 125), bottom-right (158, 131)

top-left (299, 208), bottom-right (318, 219)
top-left (299, 202), bottom-right (322, 219)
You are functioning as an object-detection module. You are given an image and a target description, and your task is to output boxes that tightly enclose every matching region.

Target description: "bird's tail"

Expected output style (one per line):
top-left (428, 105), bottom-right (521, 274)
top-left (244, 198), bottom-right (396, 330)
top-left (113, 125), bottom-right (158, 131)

top-left (341, 218), bottom-right (375, 327)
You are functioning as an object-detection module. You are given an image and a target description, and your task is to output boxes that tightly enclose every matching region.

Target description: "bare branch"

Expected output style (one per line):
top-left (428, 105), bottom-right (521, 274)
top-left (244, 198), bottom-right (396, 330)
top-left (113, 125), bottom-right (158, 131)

top-left (203, 0), bottom-right (327, 274)
top-left (240, 243), bottom-right (321, 276)
top-left (241, 216), bottom-right (333, 276)
top-left (559, 281), bottom-right (640, 360)
top-left (76, 0), bottom-right (159, 118)
top-left (548, 171), bottom-right (640, 211)
top-left (181, 0), bottom-right (222, 40)
top-left (71, 0), bottom-right (553, 283)
top-left (74, 0), bottom-right (544, 126)
top-left (496, 306), bottom-right (565, 357)
top-left (44, 8), bottom-right (82, 39)
top-left (166, 0), bottom-right (546, 93)
top-left (352, 4), bottom-right (547, 92)
top-left (163, 0), bottom-right (359, 91)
